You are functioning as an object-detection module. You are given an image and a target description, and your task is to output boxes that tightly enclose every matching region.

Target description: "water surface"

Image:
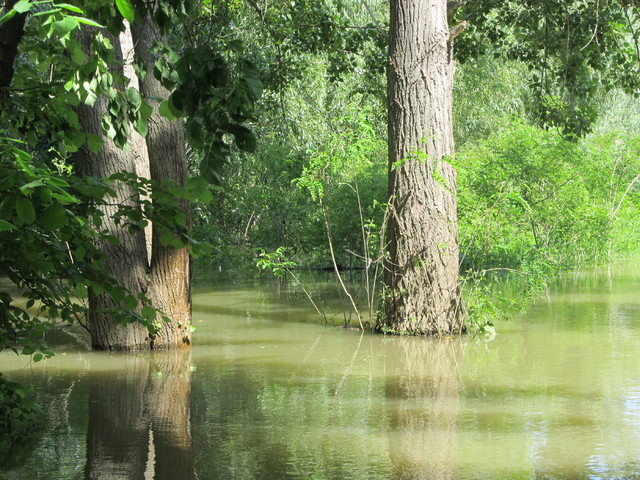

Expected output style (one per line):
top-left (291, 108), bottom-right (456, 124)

top-left (1, 266), bottom-right (640, 479)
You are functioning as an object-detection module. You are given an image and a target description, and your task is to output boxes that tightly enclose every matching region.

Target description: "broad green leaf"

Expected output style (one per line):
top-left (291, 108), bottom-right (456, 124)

top-left (39, 202), bottom-right (67, 230)
top-left (15, 198), bottom-right (36, 224)
top-left (115, 0), bottom-right (135, 22)
top-left (75, 284), bottom-right (87, 297)
top-left (91, 283), bottom-right (104, 296)
top-left (139, 101), bottom-right (153, 119)
top-left (52, 16), bottom-right (79, 36)
top-left (159, 231), bottom-right (174, 246)
top-left (86, 133), bottom-right (103, 153)
top-left (159, 100), bottom-right (176, 120)
top-left (0, 220), bottom-right (16, 232)
top-left (124, 295), bottom-right (137, 310)
top-left (135, 117), bottom-right (148, 137)
top-left (141, 305), bottom-right (156, 321)
top-left (13, 0), bottom-right (31, 13)
top-left (126, 88), bottom-right (141, 107)
top-left (74, 245), bottom-right (86, 261)
top-left (70, 44), bottom-right (86, 65)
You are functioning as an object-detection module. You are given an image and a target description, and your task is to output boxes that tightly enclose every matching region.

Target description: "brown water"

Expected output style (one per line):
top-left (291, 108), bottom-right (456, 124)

top-left (1, 265), bottom-right (639, 479)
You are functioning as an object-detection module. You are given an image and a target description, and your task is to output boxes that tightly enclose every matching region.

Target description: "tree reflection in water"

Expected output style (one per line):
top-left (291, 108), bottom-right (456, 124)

top-left (84, 350), bottom-right (193, 480)
top-left (384, 336), bottom-right (464, 480)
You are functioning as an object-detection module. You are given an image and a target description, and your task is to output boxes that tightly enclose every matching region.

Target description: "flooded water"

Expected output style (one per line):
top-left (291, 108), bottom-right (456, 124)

top-left (1, 265), bottom-right (640, 479)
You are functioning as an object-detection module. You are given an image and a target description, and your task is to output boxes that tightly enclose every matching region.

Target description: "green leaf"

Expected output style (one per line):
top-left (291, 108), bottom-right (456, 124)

top-left (0, 220), bottom-right (16, 232)
top-left (75, 284), bottom-right (88, 297)
top-left (124, 295), bottom-right (137, 310)
top-left (54, 3), bottom-right (84, 13)
top-left (126, 88), bottom-right (141, 107)
top-left (13, 0), bottom-right (31, 13)
top-left (0, 10), bottom-right (17, 24)
top-left (39, 202), bottom-right (67, 230)
top-left (139, 101), bottom-right (153, 119)
top-left (87, 133), bottom-right (103, 153)
top-left (135, 117), bottom-right (148, 137)
top-left (15, 198), bottom-right (36, 224)
top-left (141, 305), bottom-right (156, 322)
top-left (75, 16), bottom-right (104, 27)
top-left (52, 16), bottom-right (79, 36)
top-left (159, 231), bottom-right (174, 246)
top-left (159, 100), bottom-right (176, 120)
top-left (19, 179), bottom-right (45, 193)
top-left (115, 0), bottom-right (135, 22)
top-left (70, 44), bottom-right (86, 64)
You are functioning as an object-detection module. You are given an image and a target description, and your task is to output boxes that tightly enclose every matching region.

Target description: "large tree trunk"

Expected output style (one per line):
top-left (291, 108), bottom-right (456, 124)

top-left (130, 16), bottom-right (192, 349)
top-left (379, 0), bottom-right (464, 335)
top-left (75, 20), bottom-right (191, 350)
top-left (75, 29), bottom-right (151, 350)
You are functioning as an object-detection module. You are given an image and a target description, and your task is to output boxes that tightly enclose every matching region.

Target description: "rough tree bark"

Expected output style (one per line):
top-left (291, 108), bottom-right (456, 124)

top-left (76, 20), bottom-right (191, 350)
top-left (131, 16), bottom-right (192, 349)
top-left (75, 29), bottom-right (151, 350)
top-left (378, 0), bottom-right (464, 335)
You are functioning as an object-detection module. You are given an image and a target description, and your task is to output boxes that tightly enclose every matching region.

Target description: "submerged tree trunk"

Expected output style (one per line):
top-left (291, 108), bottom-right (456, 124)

top-left (379, 0), bottom-right (464, 335)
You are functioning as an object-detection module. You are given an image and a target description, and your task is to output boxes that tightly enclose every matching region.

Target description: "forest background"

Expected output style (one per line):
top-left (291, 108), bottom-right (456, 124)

top-left (1, 0), bottom-right (640, 457)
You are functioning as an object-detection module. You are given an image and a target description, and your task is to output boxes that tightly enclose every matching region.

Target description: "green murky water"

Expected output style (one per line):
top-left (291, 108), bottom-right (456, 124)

top-left (1, 265), bottom-right (640, 479)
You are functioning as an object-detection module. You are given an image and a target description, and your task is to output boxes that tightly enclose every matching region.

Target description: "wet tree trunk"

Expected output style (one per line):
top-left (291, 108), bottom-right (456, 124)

top-left (379, 0), bottom-right (464, 335)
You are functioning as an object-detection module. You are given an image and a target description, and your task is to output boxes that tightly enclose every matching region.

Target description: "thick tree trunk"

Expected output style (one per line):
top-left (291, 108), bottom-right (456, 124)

top-left (379, 0), bottom-right (464, 335)
top-left (75, 21), bottom-right (191, 350)
top-left (75, 30), bottom-right (151, 350)
top-left (130, 16), bottom-right (192, 349)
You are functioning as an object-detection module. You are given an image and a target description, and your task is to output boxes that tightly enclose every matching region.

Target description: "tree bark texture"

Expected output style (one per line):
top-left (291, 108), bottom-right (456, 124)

top-left (75, 29), bottom-right (151, 350)
top-left (76, 21), bottom-right (191, 350)
top-left (380, 0), bottom-right (464, 335)
top-left (131, 16), bottom-right (192, 349)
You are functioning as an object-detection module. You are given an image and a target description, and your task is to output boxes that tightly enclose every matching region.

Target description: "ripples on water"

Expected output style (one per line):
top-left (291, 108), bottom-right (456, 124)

top-left (1, 265), bottom-right (640, 479)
